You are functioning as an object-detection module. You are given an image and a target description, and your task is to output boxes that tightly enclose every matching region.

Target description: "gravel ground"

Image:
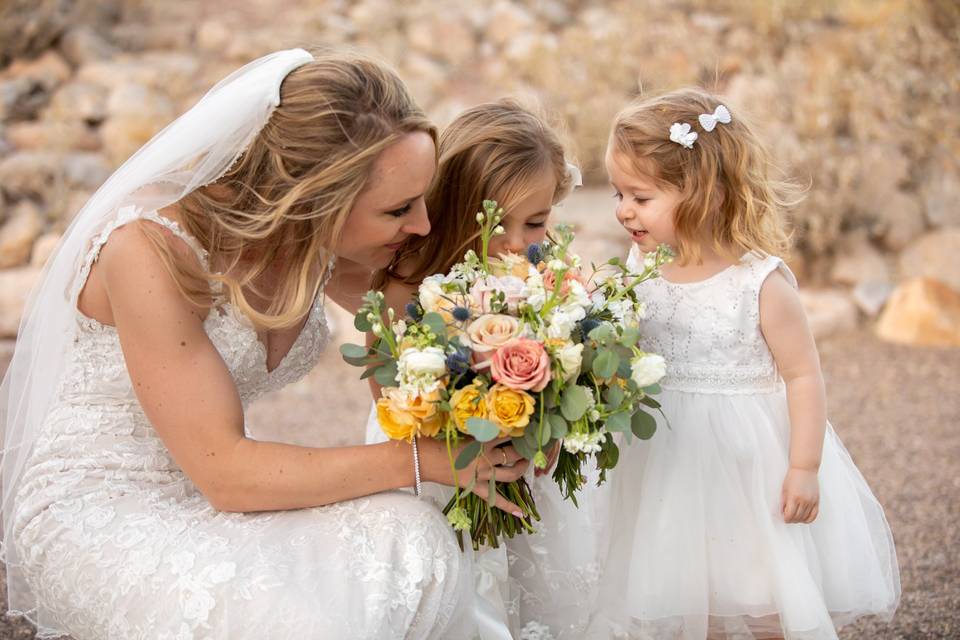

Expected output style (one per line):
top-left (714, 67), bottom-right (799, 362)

top-left (1, 191), bottom-right (957, 637)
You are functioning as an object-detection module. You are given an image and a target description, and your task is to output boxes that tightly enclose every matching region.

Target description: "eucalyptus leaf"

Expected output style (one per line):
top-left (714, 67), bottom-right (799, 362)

top-left (630, 410), bottom-right (657, 440)
top-left (373, 361), bottom-right (398, 387)
top-left (643, 384), bottom-right (662, 395)
top-left (548, 413), bottom-right (568, 439)
top-left (604, 385), bottom-right (625, 408)
top-left (467, 418), bottom-right (500, 442)
top-left (639, 395), bottom-right (662, 409)
top-left (588, 323), bottom-right (613, 343)
top-left (511, 436), bottom-right (535, 460)
top-left (619, 327), bottom-right (640, 347)
top-left (617, 358), bottom-right (633, 380)
top-left (455, 440), bottom-right (482, 470)
top-left (538, 422), bottom-right (553, 446)
top-left (605, 411), bottom-right (631, 433)
top-left (340, 343), bottom-right (370, 360)
top-left (359, 367), bottom-right (378, 380)
top-left (560, 385), bottom-right (590, 422)
top-left (354, 313), bottom-right (372, 332)
top-left (592, 349), bottom-right (620, 379)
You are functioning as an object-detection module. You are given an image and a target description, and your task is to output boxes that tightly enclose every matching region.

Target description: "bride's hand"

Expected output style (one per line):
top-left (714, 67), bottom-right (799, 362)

top-left (418, 437), bottom-right (529, 517)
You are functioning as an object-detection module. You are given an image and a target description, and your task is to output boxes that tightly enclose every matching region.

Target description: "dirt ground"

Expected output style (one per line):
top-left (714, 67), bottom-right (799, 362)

top-left (1, 190), bottom-right (958, 638)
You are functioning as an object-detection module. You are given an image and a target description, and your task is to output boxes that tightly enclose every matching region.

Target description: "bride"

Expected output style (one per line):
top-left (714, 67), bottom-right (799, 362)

top-left (0, 48), bottom-right (529, 639)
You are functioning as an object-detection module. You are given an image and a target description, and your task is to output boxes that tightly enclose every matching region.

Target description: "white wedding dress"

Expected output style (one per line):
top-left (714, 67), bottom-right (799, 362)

top-left (587, 248), bottom-right (900, 639)
top-left (10, 206), bottom-right (477, 640)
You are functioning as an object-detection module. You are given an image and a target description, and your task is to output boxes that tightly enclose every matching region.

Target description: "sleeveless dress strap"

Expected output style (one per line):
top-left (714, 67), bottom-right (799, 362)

top-left (73, 205), bottom-right (210, 303)
top-left (749, 253), bottom-right (798, 292)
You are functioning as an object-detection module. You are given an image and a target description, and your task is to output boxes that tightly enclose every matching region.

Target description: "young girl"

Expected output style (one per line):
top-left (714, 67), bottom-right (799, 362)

top-left (363, 99), bottom-right (603, 638)
top-left (590, 89), bottom-right (900, 639)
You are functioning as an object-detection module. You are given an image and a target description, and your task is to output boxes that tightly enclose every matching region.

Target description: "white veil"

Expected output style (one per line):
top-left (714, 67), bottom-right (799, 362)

top-left (0, 48), bottom-right (314, 626)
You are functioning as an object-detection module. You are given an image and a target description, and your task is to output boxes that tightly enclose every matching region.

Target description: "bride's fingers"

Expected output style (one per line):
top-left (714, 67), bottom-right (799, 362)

top-left (492, 459), bottom-right (529, 482)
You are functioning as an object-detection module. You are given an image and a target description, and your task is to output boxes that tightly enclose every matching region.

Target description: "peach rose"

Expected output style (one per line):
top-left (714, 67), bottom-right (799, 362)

top-left (490, 338), bottom-right (551, 392)
top-left (375, 387), bottom-right (443, 442)
top-left (542, 267), bottom-right (585, 298)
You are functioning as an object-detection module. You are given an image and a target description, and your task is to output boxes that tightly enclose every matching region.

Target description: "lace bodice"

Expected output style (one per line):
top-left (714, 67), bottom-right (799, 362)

top-left (627, 246), bottom-right (797, 394)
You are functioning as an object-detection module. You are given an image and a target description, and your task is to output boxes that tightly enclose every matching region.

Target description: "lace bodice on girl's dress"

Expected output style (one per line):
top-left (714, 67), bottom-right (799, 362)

top-left (11, 207), bottom-right (475, 640)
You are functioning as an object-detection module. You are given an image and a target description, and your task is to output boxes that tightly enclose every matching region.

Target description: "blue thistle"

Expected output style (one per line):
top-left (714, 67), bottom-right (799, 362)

top-left (445, 350), bottom-right (471, 376)
top-left (578, 318), bottom-right (601, 336)
top-left (405, 302), bottom-right (423, 321)
top-left (452, 306), bottom-right (471, 322)
top-left (526, 243), bottom-right (544, 265)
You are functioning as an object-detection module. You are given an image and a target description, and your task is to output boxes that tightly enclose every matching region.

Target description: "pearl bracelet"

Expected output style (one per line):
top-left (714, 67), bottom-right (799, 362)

top-left (411, 436), bottom-right (422, 498)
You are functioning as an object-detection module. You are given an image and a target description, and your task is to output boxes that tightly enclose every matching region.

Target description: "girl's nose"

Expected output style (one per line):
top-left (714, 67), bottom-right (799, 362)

top-left (403, 200), bottom-right (431, 237)
top-left (502, 228), bottom-right (526, 254)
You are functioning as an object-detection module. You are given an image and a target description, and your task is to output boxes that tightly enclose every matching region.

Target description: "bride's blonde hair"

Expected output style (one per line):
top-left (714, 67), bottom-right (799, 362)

top-left (143, 49), bottom-right (436, 329)
top-left (383, 99), bottom-right (571, 287)
top-left (611, 87), bottom-right (797, 265)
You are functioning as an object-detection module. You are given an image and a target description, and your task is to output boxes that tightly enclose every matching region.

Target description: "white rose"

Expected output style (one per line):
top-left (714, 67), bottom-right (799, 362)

top-left (467, 314), bottom-right (521, 352)
top-left (399, 347), bottom-right (447, 378)
top-left (546, 309), bottom-right (576, 340)
top-left (630, 353), bottom-right (666, 388)
top-left (555, 342), bottom-right (584, 381)
top-left (418, 276), bottom-right (445, 313)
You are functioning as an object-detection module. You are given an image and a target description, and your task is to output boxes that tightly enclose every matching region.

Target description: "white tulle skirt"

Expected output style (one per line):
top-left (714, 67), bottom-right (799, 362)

top-left (588, 387), bottom-right (900, 640)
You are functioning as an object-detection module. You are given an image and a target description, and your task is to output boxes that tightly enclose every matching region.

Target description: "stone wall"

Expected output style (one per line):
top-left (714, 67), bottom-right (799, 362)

top-left (0, 0), bottom-right (957, 344)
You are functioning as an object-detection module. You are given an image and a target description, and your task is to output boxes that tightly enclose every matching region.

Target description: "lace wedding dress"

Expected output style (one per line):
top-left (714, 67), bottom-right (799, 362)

top-left (10, 206), bottom-right (477, 640)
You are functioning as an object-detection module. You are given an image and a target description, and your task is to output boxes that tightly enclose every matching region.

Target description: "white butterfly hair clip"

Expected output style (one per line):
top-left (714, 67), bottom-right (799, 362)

top-left (669, 122), bottom-right (698, 149)
top-left (698, 104), bottom-right (731, 132)
top-left (556, 161), bottom-right (582, 202)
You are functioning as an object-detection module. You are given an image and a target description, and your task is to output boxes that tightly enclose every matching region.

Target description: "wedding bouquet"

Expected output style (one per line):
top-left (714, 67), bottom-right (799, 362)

top-left (341, 200), bottom-right (672, 550)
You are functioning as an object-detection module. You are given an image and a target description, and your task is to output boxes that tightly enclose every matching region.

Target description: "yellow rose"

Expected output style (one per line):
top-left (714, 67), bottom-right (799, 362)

top-left (450, 382), bottom-right (488, 433)
top-left (376, 387), bottom-right (442, 442)
top-left (487, 383), bottom-right (535, 438)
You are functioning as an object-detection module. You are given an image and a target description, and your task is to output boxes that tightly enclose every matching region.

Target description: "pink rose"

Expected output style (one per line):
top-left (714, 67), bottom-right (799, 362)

top-left (470, 275), bottom-right (526, 314)
top-left (490, 338), bottom-right (551, 392)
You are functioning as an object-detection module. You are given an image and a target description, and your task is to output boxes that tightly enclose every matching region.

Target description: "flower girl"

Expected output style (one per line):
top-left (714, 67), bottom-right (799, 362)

top-left (590, 88), bottom-right (900, 640)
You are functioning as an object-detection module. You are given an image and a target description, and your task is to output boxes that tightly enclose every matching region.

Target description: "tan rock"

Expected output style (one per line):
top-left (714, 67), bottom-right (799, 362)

top-left (45, 80), bottom-right (108, 124)
top-left (407, 12), bottom-right (476, 66)
top-left (30, 231), bottom-right (61, 268)
top-left (196, 20), bottom-right (232, 53)
top-left (5, 50), bottom-right (71, 89)
top-left (100, 83), bottom-right (175, 165)
top-left (59, 25), bottom-right (117, 67)
top-left (876, 278), bottom-right (960, 348)
top-left (0, 201), bottom-right (42, 268)
top-left (6, 120), bottom-right (100, 152)
top-left (898, 229), bottom-right (960, 293)
top-left (486, 1), bottom-right (535, 46)
top-left (62, 152), bottom-right (111, 190)
top-left (798, 289), bottom-right (859, 340)
top-left (830, 233), bottom-right (889, 286)
top-left (877, 191), bottom-right (926, 251)
top-left (0, 151), bottom-right (61, 200)
top-left (0, 266), bottom-right (42, 338)
top-left (921, 150), bottom-right (960, 229)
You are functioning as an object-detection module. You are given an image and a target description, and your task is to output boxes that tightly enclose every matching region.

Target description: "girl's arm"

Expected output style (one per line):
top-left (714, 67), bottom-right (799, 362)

top-left (98, 224), bottom-right (527, 514)
top-left (759, 269), bottom-right (826, 524)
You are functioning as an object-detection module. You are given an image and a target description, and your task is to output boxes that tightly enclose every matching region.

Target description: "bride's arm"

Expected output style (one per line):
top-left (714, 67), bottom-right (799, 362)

top-left (98, 224), bottom-right (527, 513)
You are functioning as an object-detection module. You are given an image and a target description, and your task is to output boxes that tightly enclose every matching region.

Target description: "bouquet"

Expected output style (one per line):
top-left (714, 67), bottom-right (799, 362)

top-left (341, 200), bottom-right (672, 550)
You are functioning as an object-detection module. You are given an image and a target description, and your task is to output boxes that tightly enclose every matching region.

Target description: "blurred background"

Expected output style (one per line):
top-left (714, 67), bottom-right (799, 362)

top-left (0, 1), bottom-right (957, 638)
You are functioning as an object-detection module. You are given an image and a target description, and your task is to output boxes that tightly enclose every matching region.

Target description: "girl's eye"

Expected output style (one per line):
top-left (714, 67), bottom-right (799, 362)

top-left (611, 191), bottom-right (623, 201)
top-left (386, 203), bottom-right (412, 218)
top-left (526, 221), bottom-right (547, 229)
top-left (633, 196), bottom-right (650, 204)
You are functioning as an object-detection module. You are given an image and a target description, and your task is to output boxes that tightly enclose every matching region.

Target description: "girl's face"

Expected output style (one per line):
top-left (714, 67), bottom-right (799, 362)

top-left (488, 166), bottom-right (556, 258)
top-left (605, 149), bottom-right (682, 254)
top-left (338, 132), bottom-right (436, 269)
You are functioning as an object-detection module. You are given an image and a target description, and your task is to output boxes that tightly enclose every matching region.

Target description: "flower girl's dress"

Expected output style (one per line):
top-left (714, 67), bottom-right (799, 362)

top-left (588, 248), bottom-right (900, 640)
top-left (12, 207), bottom-right (476, 640)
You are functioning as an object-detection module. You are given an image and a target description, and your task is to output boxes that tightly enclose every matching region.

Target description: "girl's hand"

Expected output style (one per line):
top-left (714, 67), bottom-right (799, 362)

top-left (418, 437), bottom-right (530, 516)
top-left (780, 467), bottom-right (820, 524)
top-left (535, 441), bottom-right (561, 477)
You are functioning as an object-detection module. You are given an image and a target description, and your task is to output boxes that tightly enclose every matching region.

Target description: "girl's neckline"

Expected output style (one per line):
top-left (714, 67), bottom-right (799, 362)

top-left (658, 261), bottom-right (739, 287)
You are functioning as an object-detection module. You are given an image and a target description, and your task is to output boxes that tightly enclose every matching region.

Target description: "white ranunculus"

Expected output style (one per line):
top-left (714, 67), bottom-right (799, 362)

top-left (556, 342), bottom-right (584, 381)
top-left (418, 275), bottom-right (445, 313)
top-left (546, 309), bottom-right (576, 340)
top-left (630, 353), bottom-right (666, 388)
top-left (399, 347), bottom-right (447, 378)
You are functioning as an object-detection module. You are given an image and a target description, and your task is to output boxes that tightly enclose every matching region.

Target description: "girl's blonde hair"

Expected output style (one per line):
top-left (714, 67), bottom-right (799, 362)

top-left (143, 49), bottom-right (436, 329)
top-left (385, 98), bottom-right (570, 287)
top-left (610, 87), bottom-right (796, 265)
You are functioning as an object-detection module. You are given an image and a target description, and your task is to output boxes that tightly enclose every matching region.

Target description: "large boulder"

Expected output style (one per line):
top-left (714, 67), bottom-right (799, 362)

top-left (898, 229), bottom-right (960, 293)
top-left (876, 278), bottom-right (960, 348)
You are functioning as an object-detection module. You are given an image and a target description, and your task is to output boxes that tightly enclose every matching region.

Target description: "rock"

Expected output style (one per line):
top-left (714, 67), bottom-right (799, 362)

top-left (45, 80), bottom-right (108, 125)
top-left (58, 189), bottom-right (93, 224)
top-left (0, 266), bottom-right (42, 338)
top-left (486, 1), bottom-right (535, 46)
top-left (5, 50), bottom-right (72, 89)
top-left (0, 0), bottom-right (121, 66)
top-left (798, 289), bottom-right (859, 340)
top-left (0, 200), bottom-right (42, 268)
top-left (101, 83), bottom-right (176, 165)
top-left (5, 120), bottom-right (100, 152)
top-left (62, 153), bottom-right (111, 191)
top-left (921, 150), bottom-right (960, 229)
top-left (30, 231), bottom-right (61, 268)
top-left (853, 280), bottom-right (895, 317)
top-left (196, 20), bottom-right (232, 53)
top-left (78, 53), bottom-right (199, 96)
top-left (59, 25), bottom-right (118, 67)
top-left (898, 229), bottom-right (960, 293)
top-left (407, 11), bottom-right (476, 66)
top-left (876, 191), bottom-right (926, 251)
top-left (0, 77), bottom-right (50, 122)
top-left (0, 151), bottom-right (61, 200)
top-left (876, 278), bottom-right (960, 348)
top-left (830, 233), bottom-right (889, 286)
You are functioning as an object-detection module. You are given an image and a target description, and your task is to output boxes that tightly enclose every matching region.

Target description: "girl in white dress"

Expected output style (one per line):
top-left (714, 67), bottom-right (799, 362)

top-left (0, 49), bottom-right (529, 639)
top-left (363, 100), bottom-right (603, 639)
top-left (589, 88), bottom-right (900, 639)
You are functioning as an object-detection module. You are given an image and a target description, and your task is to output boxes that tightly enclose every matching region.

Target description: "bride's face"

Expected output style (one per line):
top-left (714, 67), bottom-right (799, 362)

top-left (337, 132), bottom-right (436, 269)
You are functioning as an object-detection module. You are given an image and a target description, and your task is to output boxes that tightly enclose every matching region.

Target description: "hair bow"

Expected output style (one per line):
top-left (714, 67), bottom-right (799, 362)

top-left (698, 105), bottom-right (731, 132)
top-left (669, 122), bottom-right (698, 149)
